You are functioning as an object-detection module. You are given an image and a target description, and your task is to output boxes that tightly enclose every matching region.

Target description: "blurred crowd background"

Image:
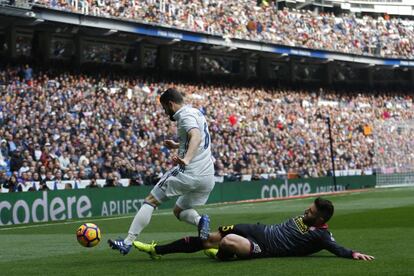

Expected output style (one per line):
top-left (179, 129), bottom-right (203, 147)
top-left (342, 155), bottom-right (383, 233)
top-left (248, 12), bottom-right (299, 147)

top-left (33, 0), bottom-right (414, 58)
top-left (1, 65), bottom-right (413, 191)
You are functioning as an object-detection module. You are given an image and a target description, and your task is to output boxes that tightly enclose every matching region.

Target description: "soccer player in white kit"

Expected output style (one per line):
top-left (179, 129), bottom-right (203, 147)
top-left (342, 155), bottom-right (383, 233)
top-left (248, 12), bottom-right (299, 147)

top-left (109, 88), bottom-right (215, 255)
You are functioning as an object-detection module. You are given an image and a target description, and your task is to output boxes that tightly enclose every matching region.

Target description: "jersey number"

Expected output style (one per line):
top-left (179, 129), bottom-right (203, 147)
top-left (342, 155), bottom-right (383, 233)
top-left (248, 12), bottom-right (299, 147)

top-left (221, 225), bottom-right (234, 232)
top-left (203, 122), bottom-right (210, 149)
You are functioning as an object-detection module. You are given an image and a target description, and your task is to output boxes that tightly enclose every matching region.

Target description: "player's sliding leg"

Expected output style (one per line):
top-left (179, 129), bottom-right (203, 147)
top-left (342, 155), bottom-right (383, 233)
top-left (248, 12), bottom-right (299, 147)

top-left (174, 205), bottom-right (210, 240)
top-left (108, 195), bottom-right (159, 255)
top-left (216, 234), bottom-right (251, 261)
top-left (133, 237), bottom-right (203, 259)
top-left (133, 232), bottom-right (222, 259)
top-left (133, 232), bottom-right (251, 261)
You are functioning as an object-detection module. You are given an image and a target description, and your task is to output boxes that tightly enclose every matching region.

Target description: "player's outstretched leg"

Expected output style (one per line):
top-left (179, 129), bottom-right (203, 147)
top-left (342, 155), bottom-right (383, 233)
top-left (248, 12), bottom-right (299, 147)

top-left (108, 238), bottom-right (132, 255)
top-left (108, 198), bottom-right (158, 255)
top-left (134, 236), bottom-right (206, 258)
top-left (198, 214), bottom-right (210, 240)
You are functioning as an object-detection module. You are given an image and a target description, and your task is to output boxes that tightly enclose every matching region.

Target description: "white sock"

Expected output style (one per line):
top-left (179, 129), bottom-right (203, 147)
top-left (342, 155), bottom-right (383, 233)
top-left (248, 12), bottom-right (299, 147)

top-left (124, 203), bottom-right (155, 245)
top-left (178, 209), bottom-right (201, 226)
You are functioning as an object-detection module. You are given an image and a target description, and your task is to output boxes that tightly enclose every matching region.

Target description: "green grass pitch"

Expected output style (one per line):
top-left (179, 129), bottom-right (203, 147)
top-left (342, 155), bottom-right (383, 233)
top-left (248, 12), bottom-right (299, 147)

top-left (1, 188), bottom-right (413, 275)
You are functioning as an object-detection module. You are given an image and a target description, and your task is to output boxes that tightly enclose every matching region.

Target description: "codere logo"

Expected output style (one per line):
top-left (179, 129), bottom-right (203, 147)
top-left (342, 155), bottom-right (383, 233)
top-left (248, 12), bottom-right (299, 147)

top-left (0, 192), bottom-right (92, 225)
top-left (261, 182), bottom-right (311, 199)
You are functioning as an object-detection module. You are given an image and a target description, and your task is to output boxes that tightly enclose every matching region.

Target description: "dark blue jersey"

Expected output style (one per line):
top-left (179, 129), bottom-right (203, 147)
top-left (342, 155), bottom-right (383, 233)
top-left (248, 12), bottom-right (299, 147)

top-left (262, 216), bottom-right (353, 258)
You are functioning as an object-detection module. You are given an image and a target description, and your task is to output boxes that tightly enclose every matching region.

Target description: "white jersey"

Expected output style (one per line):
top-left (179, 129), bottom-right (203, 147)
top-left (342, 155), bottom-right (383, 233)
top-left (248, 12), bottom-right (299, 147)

top-left (172, 105), bottom-right (214, 176)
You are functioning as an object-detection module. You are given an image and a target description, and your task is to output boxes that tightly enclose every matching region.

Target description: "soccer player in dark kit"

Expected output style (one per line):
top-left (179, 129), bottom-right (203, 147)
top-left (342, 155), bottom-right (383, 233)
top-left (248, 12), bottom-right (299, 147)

top-left (133, 197), bottom-right (374, 261)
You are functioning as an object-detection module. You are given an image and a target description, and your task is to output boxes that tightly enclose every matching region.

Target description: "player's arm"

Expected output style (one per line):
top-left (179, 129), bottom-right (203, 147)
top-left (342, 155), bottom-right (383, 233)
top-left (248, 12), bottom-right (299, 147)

top-left (321, 232), bottom-right (374, 261)
top-left (164, 140), bottom-right (179, 149)
top-left (172, 128), bottom-right (201, 166)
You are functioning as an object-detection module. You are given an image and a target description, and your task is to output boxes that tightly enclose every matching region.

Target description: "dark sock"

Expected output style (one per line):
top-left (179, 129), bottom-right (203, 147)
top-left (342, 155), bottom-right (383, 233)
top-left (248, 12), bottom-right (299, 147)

top-left (216, 248), bottom-right (235, 261)
top-left (155, 236), bottom-right (204, 255)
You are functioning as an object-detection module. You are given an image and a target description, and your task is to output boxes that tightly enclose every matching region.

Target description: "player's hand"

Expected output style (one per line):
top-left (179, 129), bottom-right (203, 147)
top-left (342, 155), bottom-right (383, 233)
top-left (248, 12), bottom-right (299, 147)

top-left (164, 140), bottom-right (179, 149)
top-left (172, 155), bottom-right (189, 166)
top-left (352, 252), bottom-right (375, 261)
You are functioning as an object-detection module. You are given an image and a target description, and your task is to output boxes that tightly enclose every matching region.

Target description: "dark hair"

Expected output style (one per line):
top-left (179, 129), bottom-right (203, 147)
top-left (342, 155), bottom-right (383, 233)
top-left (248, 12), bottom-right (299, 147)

top-left (160, 88), bottom-right (184, 105)
top-left (314, 197), bottom-right (334, 222)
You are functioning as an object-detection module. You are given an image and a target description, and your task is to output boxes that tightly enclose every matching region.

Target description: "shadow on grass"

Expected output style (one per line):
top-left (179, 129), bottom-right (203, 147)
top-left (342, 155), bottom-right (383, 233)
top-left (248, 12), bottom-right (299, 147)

top-left (100, 254), bottom-right (338, 266)
top-left (102, 256), bottom-right (212, 264)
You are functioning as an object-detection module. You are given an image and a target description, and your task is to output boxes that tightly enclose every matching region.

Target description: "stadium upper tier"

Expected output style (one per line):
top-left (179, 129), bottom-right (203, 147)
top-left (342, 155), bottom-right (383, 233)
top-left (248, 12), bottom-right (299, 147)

top-left (31, 0), bottom-right (414, 59)
top-left (0, 65), bottom-right (413, 192)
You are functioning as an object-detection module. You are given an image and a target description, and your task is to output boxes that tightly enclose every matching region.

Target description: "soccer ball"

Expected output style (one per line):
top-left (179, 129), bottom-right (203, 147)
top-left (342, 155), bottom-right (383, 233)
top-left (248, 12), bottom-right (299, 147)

top-left (76, 223), bottom-right (101, 247)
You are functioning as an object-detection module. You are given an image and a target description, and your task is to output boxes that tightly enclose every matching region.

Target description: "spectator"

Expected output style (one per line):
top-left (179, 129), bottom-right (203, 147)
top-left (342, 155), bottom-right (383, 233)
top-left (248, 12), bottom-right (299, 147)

top-left (4, 175), bottom-right (21, 192)
top-left (18, 160), bottom-right (30, 176)
top-left (0, 171), bottom-right (7, 188)
top-left (32, 1), bottom-right (414, 58)
top-left (9, 149), bottom-right (23, 172)
top-left (0, 139), bottom-right (9, 160)
top-left (58, 151), bottom-right (71, 171)
top-left (45, 171), bottom-right (55, 181)
top-left (39, 179), bottom-right (49, 191)
top-left (87, 178), bottom-right (100, 188)
top-left (105, 172), bottom-right (115, 187)
top-left (23, 64), bottom-right (32, 83)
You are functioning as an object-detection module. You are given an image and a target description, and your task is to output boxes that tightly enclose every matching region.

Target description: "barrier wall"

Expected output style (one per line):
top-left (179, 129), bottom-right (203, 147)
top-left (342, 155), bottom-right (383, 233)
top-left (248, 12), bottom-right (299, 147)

top-left (0, 175), bottom-right (375, 226)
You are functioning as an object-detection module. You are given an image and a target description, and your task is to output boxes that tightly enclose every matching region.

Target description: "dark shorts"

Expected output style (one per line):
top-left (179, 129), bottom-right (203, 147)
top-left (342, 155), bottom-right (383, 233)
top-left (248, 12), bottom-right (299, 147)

top-left (218, 224), bottom-right (269, 258)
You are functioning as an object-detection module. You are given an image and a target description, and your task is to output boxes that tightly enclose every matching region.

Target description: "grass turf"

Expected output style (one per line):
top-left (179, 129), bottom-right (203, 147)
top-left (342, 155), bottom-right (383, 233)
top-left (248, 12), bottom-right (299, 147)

top-left (0, 188), bottom-right (413, 275)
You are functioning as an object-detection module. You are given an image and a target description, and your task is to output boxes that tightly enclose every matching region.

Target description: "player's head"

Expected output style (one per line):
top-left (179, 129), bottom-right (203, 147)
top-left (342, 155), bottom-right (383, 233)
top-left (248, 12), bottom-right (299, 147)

top-left (160, 88), bottom-right (184, 121)
top-left (303, 197), bottom-right (334, 226)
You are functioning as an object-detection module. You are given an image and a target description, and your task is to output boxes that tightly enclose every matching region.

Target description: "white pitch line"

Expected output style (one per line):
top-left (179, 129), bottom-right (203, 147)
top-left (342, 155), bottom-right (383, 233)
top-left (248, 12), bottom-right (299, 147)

top-left (0, 201), bottom-right (238, 231)
top-left (0, 203), bottom-right (227, 231)
top-left (0, 211), bottom-right (172, 231)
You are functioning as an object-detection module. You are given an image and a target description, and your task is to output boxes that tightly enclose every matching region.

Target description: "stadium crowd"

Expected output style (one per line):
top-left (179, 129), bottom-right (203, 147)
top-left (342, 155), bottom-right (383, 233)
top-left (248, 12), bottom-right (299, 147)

top-left (31, 0), bottom-right (414, 58)
top-left (0, 65), bottom-right (413, 192)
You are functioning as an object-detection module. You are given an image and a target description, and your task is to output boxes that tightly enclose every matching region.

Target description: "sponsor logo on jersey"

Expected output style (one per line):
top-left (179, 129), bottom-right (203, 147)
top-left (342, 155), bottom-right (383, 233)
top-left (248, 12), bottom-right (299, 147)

top-left (293, 216), bottom-right (309, 234)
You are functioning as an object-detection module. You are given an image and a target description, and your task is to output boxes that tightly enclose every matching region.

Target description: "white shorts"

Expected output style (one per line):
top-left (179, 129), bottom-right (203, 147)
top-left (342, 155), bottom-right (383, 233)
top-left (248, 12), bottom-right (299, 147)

top-left (150, 167), bottom-right (215, 210)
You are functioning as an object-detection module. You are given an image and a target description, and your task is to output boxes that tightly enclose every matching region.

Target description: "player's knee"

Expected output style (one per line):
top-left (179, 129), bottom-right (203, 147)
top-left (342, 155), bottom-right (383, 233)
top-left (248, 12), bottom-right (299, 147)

top-left (220, 235), bottom-right (238, 249)
top-left (145, 195), bottom-right (160, 206)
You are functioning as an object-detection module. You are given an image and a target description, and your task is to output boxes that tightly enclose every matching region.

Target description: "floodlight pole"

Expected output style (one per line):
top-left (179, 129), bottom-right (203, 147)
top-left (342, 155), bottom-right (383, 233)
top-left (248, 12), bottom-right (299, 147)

top-left (326, 116), bottom-right (337, 191)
